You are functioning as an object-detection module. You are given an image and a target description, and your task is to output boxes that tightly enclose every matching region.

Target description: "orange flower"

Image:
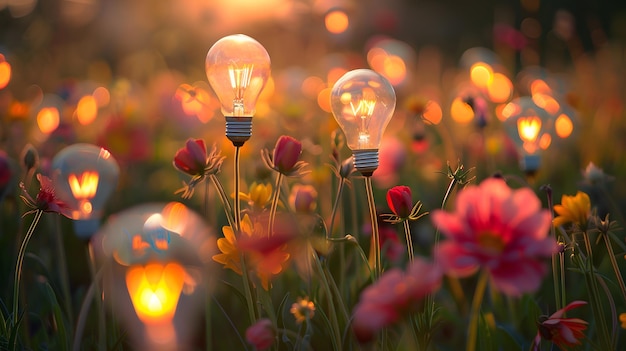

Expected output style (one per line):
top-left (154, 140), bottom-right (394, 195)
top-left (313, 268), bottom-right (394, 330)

top-left (290, 297), bottom-right (315, 324)
top-left (553, 191), bottom-right (591, 229)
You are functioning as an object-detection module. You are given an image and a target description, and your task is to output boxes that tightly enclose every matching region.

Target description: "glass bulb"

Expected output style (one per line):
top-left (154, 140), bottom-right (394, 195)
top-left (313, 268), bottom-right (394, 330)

top-left (205, 34), bottom-right (271, 145)
top-left (502, 97), bottom-right (552, 173)
top-left (51, 143), bottom-right (120, 238)
top-left (330, 69), bottom-right (396, 175)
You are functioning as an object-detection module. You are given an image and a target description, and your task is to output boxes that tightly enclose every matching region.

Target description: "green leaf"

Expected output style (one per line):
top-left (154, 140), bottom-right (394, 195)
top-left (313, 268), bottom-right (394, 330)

top-left (42, 281), bottom-right (69, 351)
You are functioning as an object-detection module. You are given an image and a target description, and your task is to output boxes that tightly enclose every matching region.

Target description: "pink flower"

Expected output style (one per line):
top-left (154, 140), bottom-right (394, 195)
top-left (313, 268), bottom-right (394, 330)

top-left (289, 184), bottom-right (318, 213)
top-left (173, 138), bottom-right (207, 176)
top-left (533, 301), bottom-right (588, 350)
top-left (387, 185), bottom-right (412, 219)
top-left (432, 178), bottom-right (558, 296)
top-left (245, 318), bottom-right (275, 350)
top-left (351, 258), bottom-right (441, 343)
top-left (273, 135), bottom-right (303, 174)
top-left (20, 174), bottom-right (71, 217)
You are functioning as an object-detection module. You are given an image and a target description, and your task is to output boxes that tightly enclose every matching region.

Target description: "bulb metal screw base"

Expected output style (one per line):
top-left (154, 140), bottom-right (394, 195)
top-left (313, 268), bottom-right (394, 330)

top-left (225, 116), bottom-right (253, 147)
top-left (353, 149), bottom-right (379, 177)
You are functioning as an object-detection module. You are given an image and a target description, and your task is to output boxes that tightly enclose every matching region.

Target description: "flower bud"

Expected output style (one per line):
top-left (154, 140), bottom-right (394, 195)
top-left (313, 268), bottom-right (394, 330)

top-left (245, 318), bottom-right (275, 351)
top-left (289, 184), bottom-right (317, 213)
top-left (273, 135), bottom-right (302, 174)
top-left (386, 185), bottom-right (413, 219)
top-left (20, 143), bottom-right (39, 173)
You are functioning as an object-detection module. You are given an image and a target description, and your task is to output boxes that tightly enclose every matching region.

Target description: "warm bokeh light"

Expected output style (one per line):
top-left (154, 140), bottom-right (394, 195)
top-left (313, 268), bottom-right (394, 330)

top-left (317, 87), bottom-right (332, 112)
top-left (0, 55), bottom-right (11, 89)
top-left (325, 9), bottom-right (349, 34)
top-left (327, 67), bottom-right (347, 87)
top-left (532, 92), bottom-right (560, 115)
top-left (93, 86), bottom-right (111, 107)
top-left (77, 95), bottom-right (98, 125)
top-left (450, 97), bottom-right (475, 124)
top-left (301, 76), bottom-right (325, 99)
top-left (539, 133), bottom-right (552, 150)
top-left (500, 101), bottom-right (521, 121)
top-left (487, 73), bottom-right (513, 103)
top-left (423, 101), bottom-right (442, 125)
top-left (517, 115), bottom-right (542, 153)
top-left (126, 262), bottom-right (185, 324)
top-left (555, 113), bottom-right (574, 138)
top-left (470, 62), bottom-right (493, 88)
top-left (37, 107), bottom-right (60, 134)
top-left (68, 171), bottom-right (99, 199)
top-left (530, 79), bottom-right (551, 95)
top-left (380, 55), bottom-right (406, 86)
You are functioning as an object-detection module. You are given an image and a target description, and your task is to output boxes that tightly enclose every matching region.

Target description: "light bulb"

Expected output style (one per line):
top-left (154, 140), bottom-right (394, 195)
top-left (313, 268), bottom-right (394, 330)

top-left (94, 202), bottom-right (216, 350)
top-left (330, 69), bottom-right (396, 176)
top-left (205, 34), bottom-right (271, 146)
top-left (51, 143), bottom-right (120, 239)
top-left (502, 97), bottom-right (552, 173)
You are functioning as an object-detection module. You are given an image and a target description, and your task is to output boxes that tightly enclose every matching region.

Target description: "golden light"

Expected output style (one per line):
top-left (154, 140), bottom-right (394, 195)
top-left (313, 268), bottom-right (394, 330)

top-left (555, 113), bottom-right (574, 138)
top-left (37, 107), bottom-right (60, 134)
top-left (423, 100), bottom-right (442, 125)
top-left (529, 79), bottom-right (551, 95)
top-left (450, 97), bottom-right (475, 124)
top-left (68, 171), bottom-right (99, 199)
top-left (470, 62), bottom-right (493, 89)
top-left (487, 73), bottom-right (512, 103)
top-left (125, 262), bottom-right (185, 324)
top-left (381, 55), bottom-right (407, 86)
top-left (93, 86), bottom-right (111, 107)
top-left (500, 101), bottom-right (521, 121)
top-left (301, 76), bottom-right (325, 99)
top-left (325, 9), bottom-right (349, 34)
top-left (317, 87), bottom-right (332, 112)
top-left (76, 95), bottom-right (98, 125)
top-left (532, 92), bottom-right (560, 115)
top-left (0, 56), bottom-right (11, 89)
top-left (327, 67), bottom-right (347, 87)
top-left (517, 115), bottom-right (542, 153)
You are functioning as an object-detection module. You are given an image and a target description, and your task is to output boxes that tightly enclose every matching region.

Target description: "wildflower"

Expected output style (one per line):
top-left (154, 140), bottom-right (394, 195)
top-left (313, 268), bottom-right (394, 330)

top-left (289, 184), bottom-right (317, 213)
top-left (262, 135), bottom-right (308, 176)
top-left (212, 214), bottom-right (290, 290)
top-left (352, 258), bottom-right (441, 343)
top-left (386, 185), bottom-right (412, 218)
top-left (552, 191), bottom-right (591, 230)
top-left (239, 182), bottom-right (273, 210)
top-left (20, 174), bottom-right (71, 217)
top-left (290, 297), bottom-right (315, 324)
top-left (245, 318), bottom-right (275, 351)
top-left (432, 178), bottom-right (557, 296)
top-left (581, 162), bottom-right (614, 185)
top-left (20, 143), bottom-right (39, 175)
top-left (173, 139), bottom-right (225, 198)
top-left (533, 300), bottom-right (588, 350)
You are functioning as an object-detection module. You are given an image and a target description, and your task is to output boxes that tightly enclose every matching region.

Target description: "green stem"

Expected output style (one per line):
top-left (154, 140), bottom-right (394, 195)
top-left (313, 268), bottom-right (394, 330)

top-left (87, 243), bottom-right (106, 351)
top-left (602, 233), bottom-right (626, 303)
top-left (313, 250), bottom-right (342, 351)
top-left (328, 178), bottom-right (345, 239)
top-left (268, 172), bottom-right (283, 237)
top-left (544, 188), bottom-right (562, 310)
top-left (403, 220), bottom-right (414, 263)
top-left (466, 271), bottom-right (489, 351)
top-left (72, 266), bottom-right (104, 351)
top-left (54, 216), bottom-right (74, 331)
top-left (205, 274), bottom-right (212, 351)
top-left (12, 209), bottom-right (43, 331)
top-left (209, 174), bottom-right (235, 229)
top-left (364, 177), bottom-right (381, 280)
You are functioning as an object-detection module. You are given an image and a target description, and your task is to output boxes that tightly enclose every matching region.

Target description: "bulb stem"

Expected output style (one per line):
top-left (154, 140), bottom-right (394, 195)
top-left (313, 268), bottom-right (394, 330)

top-left (353, 149), bottom-right (379, 176)
top-left (225, 116), bottom-right (252, 147)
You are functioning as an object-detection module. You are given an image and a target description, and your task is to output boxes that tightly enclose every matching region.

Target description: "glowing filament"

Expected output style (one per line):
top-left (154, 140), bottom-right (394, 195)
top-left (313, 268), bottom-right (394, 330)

top-left (228, 63), bottom-right (253, 115)
top-left (126, 263), bottom-right (185, 324)
top-left (68, 171), bottom-right (99, 199)
top-left (517, 116), bottom-right (541, 143)
top-left (350, 99), bottom-right (376, 148)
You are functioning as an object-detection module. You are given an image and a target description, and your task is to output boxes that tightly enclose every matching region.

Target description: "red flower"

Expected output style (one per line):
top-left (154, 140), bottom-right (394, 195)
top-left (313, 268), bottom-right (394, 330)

top-left (387, 185), bottom-right (412, 219)
top-left (245, 318), bottom-right (275, 350)
top-left (0, 150), bottom-right (12, 194)
top-left (273, 135), bottom-right (302, 173)
top-left (20, 174), bottom-right (71, 217)
top-left (533, 301), bottom-right (588, 350)
top-left (173, 138), bottom-right (207, 176)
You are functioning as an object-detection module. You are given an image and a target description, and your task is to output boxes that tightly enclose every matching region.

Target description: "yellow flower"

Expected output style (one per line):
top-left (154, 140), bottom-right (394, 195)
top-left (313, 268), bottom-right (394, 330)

top-left (212, 214), bottom-right (290, 290)
top-left (553, 191), bottom-right (591, 229)
top-left (290, 297), bottom-right (315, 324)
top-left (239, 182), bottom-right (273, 210)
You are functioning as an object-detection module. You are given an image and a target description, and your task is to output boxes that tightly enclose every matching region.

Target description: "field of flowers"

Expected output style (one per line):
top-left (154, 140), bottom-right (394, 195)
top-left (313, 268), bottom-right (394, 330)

top-left (1, 1), bottom-right (626, 350)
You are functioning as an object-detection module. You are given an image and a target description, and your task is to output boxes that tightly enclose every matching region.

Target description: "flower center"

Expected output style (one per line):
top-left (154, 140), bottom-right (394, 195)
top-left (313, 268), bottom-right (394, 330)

top-left (477, 230), bottom-right (505, 254)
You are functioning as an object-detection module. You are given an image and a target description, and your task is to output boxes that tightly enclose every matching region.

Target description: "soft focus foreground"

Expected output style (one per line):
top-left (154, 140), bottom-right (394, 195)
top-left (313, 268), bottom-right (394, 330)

top-left (1, 1), bottom-right (626, 350)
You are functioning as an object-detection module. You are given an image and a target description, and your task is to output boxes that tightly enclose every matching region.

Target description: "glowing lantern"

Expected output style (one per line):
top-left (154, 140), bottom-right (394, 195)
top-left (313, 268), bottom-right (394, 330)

top-left (51, 143), bottom-right (120, 238)
top-left (502, 97), bottom-right (553, 174)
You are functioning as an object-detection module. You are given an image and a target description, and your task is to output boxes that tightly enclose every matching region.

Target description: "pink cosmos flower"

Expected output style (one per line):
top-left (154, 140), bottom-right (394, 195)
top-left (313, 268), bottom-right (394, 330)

top-left (20, 174), bottom-right (71, 217)
top-left (351, 258), bottom-right (441, 343)
top-left (432, 178), bottom-right (558, 296)
top-left (533, 301), bottom-right (588, 350)
top-left (387, 185), bottom-right (412, 219)
top-left (173, 138), bottom-right (208, 176)
top-left (245, 318), bottom-right (275, 350)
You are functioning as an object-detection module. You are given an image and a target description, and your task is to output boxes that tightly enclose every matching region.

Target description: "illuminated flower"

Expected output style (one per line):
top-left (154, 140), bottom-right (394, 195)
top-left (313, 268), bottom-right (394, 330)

top-left (387, 185), bottom-right (412, 218)
top-left (262, 135), bottom-right (308, 176)
top-left (289, 184), bottom-right (317, 213)
top-left (352, 258), bottom-right (441, 343)
top-left (20, 174), bottom-right (71, 217)
top-left (245, 318), bottom-right (275, 351)
top-left (533, 301), bottom-right (588, 350)
top-left (553, 191), bottom-right (591, 229)
top-left (432, 178), bottom-right (557, 296)
top-left (239, 182), bottom-right (273, 210)
top-left (212, 214), bottom-right (290, 290)
top-left (290, 297), bottom-right (315, 324)
top-left (173, 139), bottom-right (225, 199)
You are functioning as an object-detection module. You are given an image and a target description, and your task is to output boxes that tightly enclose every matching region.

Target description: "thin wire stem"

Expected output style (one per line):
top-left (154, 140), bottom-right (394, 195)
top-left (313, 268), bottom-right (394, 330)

top-left (602, 233), bottom-right (626, 303)
top-left (268, 172), bottom-right (283, 237)
top-left (328, 178), bottom-right (345, 239)
top-left (403, 220), bottom-right (414, 263)
top-left (209, 174), bottom-right (235, 229)
top-left (12, 209), bottom-right (43, 330)
top-left (364, 176), bottom-right (381, 280)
